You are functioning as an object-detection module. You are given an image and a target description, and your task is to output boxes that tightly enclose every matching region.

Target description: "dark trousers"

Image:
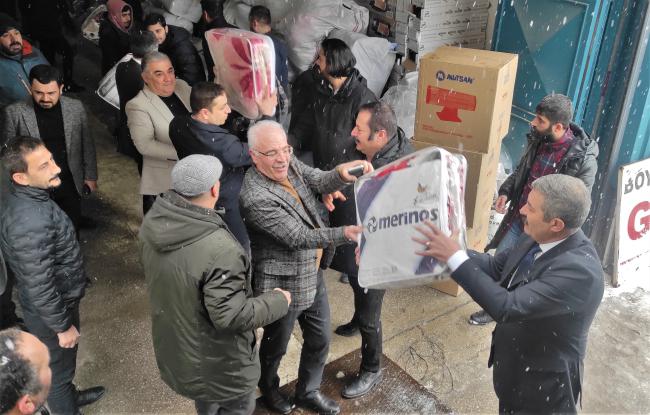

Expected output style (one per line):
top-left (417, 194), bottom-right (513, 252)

top-left (259, 273), bottom-right (330, 397)
top-left (195, 392), bottom-right (256, 415)
top-left (349, 275), bottom-right (385, 373)
top-left (0, 268), bottom-right (18, 329)
top-left (24, 303), bottom-right (80, 415)
top-left (220, 204), bottom-right (250, 253)
top-left (142, 194), bottom-right (157, 216)
top-left (51, 180), bottom-right (81, 232)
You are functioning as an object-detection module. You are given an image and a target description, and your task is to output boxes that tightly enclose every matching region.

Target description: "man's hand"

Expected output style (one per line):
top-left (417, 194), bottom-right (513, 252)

top-left (256, 90), bottom-right (278, 117)
top-left (322, 191), bottom-right (346, 212)
top-left (495, 195), bottom-right (508, 214)
top-left (412, 221), bottom-right (461, 263)
top-left (57, 325), bottom-right (80, 348)
top-left (344, 225), bottom-right (363, 243)
top-left (274, 288), bottom-right (291, 305)
top-left (337, 160), bottom-right (373, 183)
top-left (84, 180), bottom-right (97, 193)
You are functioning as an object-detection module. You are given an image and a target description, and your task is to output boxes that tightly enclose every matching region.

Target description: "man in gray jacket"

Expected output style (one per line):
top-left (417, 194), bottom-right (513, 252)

top-left (2, 64), bottom-right (97, 231)
top-left (240, 121), bottom-right (370, 414)
top-left (141, 155), bottom-right (291, 415)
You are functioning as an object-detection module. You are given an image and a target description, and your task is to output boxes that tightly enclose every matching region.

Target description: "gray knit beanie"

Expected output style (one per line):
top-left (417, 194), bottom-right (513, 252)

top-left (171, 155), bottom-right (223, 197)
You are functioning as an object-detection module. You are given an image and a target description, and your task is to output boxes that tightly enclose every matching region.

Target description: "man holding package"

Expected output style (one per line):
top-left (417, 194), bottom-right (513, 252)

top-left (330, 101), bottom-right (412, 398)
top-left (240, 120), bottom-right (370, 414)
top-left (415, 174), bottom-right (604, 414)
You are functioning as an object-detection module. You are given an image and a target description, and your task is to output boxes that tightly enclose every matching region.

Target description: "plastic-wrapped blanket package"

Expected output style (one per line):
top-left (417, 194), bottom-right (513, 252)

top-left (205, 28), bottom-right (276, 119)
top-left (81, 5), bottom-right (106, 44)
top-left (279, 0), bottom-right (369, 72)
top-left (355, 146), bottom-right (468, 289)
top-left (151, 0), bottom-right (202, 22)
top-left (96, 53), bottom-right (133, 109)
top-left (329, 29), bottom-right (395, 97)
top-left (381, 72), bottom-right (418, 139)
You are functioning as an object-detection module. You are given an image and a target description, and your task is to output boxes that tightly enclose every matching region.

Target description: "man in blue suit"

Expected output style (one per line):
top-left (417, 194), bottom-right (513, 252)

top-left (415, 174), bottom-right (604, 414)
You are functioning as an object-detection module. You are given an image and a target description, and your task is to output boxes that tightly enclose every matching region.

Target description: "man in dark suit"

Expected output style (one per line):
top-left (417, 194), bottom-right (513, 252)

top-left (115, 30), bottom-right (158, 173)
top-left (416, 174), bottom-right (604, 414)
top-left (239, 120), bottom-right (369, 414)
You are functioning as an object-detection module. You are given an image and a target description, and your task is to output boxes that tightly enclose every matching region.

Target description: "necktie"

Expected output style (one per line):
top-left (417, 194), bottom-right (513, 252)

top-left (507, 243), bottom-right (542, 288)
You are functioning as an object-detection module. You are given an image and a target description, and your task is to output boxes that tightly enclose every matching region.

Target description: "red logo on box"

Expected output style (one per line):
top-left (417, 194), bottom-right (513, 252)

top-left (426, 86), bottom-right (477, 123)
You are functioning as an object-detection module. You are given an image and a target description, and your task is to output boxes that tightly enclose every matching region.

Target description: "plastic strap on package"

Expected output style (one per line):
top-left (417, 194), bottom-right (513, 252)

top-left (329, 29), bottom-right (395, 97)
top-left (205, 28), bottom-right (276, 120)
top-left (355, 146), bottom-right (468, 289)
top-left (96, 53), bottom-right (133, 110)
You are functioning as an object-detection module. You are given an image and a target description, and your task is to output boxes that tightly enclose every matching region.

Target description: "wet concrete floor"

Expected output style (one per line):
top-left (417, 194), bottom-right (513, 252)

top-left (61, 39), bottom-right (650, 414)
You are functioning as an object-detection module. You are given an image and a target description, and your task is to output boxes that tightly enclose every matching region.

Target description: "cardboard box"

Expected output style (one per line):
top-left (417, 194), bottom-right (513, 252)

top-left (412, 0), bottom-right (490, 8)
top-left (395, 10), bottom-right (414, 23)
top-left (410, 140), bottom-right (500, 228)
top-left (414, 46), bottom-right (518, 153)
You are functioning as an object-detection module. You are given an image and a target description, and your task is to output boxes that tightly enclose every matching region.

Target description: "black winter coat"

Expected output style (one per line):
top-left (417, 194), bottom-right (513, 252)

top-left (159, 25), bottom-right (206, 86)
top-left (288, 65), bottom-right (321, 144)
top-left (0, 184), bottom-right (87, 332)
top-left (99, 17), bottom-right (132, 74)
top-left (290, 68), bottom-right (377, 170)
top-left (115, 58), bottom-right (143, 162)
top-left (486, 123), bottom-right (599, 251)
top-left (330, 128), bottom-right (413, 275)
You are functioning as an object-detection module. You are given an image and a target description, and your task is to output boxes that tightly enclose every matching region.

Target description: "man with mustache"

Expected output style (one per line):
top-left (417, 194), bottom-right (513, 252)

top-left (2, 64), bottom-right (98, 232)
top-left (0, 13), bottom-right (48, 108)
top-left (0, 136), bottom-right (105, 415)
top-left (469, 93), bottom-right (599, 326)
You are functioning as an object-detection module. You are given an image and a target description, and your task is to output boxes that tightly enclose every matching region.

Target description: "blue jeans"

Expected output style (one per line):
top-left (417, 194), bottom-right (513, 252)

top-left (495, 218), bottom-right (524, 255)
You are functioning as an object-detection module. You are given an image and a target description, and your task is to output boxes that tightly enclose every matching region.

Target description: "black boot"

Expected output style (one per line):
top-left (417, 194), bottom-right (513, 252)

top-left (260, 388), bottom-right (294, 414)
top-left (76, 386), bottom-right (106, 407)
top-left (295, 391), bottom-right (340, 414)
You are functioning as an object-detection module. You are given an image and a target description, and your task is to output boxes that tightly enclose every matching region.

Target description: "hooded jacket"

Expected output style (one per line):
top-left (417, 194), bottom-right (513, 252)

top-left (0, 39), bottom-right (48, 107)
top-left (140, 191), bottom-right (288, 402)
top-left (330, 127), bottom-right (414, 275)
top-left (99, 0), bottom-right (134, 74)
top-left (486, 123), bottom-right (599, 250)
top-left (0, 184), bottom-right (87, 332)
top-left (290, 68), bottom-right (377, 170)
top-left (159, 25), bottom-right (206, 86)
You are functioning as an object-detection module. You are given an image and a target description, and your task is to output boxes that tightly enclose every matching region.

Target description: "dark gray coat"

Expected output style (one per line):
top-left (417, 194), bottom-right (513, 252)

top-left (487, 123), bottom-right (598, 250)
top-left (2, 96), bottom-right (98, 195)
top-left (240, 158), bottom-right (352, 310)
top-left (453, 231), bottom-right (604, 412)
top-left (0, 184), bottom-right (87, 332)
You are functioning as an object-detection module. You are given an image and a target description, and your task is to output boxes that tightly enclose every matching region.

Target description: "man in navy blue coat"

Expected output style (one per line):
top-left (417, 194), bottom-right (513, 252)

top-left (415, 174), bottom-right (604, 414)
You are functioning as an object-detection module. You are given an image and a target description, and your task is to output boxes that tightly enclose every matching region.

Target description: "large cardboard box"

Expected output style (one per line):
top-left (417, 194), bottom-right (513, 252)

top-left (414, 47), bottom-right (518, 153)
top-left (411, 140), bottom-right (500, 228)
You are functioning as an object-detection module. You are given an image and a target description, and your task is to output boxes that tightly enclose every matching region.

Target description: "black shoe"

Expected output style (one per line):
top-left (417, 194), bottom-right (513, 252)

top-left (334, 320), bottom-right (359, 337)
top-left (76, 386), bottom-right (105, 407)
top-left (63, 82), bottom-right (85, 93)
top-left (295, 391), bottom-right (340, 414)
top-left (341, 370), bottom-right (383, 399)
top-left (260, 388), bottom-right (294, 414)
top-left (468, 310), bottom-right (494, 325)
top-left (339, 273), bottom-right (349, 284)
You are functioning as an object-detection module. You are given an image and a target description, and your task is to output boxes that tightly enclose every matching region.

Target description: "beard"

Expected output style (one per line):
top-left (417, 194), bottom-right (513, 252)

top-left (1, 41), bottom-right (22, 56)
top-left (530, 125), bottom-right (554, 142)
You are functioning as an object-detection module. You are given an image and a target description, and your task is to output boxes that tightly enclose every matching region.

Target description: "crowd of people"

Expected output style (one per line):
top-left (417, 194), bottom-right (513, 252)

top-left (0, 1), bottom-right (604, 415)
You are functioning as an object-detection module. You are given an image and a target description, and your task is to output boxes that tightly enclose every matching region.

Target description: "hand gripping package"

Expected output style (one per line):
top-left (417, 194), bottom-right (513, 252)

top-left (355, 146), bottom-right (467, 289)
top-left (205, 28), bottom-right (276, 120)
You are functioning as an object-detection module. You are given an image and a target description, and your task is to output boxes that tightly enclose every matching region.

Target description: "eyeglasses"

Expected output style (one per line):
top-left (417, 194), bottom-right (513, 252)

top-left (252, 145), bottom-right (293, 158)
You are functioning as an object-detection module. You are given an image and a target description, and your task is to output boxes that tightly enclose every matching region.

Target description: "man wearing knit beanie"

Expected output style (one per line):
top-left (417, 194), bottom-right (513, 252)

top-left (0, 12), bottom-right (48, 107)
top-left (140, 154), bottom-right (291, 414)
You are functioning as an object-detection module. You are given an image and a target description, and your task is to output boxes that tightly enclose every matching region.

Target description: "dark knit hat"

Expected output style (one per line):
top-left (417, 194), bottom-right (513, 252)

top-left (0, 13), bottom-right (21, 35)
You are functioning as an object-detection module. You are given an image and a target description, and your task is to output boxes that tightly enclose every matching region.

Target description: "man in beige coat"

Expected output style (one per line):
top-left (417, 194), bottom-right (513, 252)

top-left (126, 51), bottom-right (192, 214)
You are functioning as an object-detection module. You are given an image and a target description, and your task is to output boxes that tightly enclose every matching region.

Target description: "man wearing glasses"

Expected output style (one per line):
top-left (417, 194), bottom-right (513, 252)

top-left (240, 120), bottom-right (370, 415)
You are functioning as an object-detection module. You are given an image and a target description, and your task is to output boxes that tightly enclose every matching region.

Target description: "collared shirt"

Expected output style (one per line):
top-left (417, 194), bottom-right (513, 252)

top-left (446, 235), bottom-right (572, 273)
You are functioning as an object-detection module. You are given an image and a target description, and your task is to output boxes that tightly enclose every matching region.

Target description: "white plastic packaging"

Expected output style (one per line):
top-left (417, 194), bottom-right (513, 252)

top-left (381, 72), bottom-right (419, 139)
top-left (355, 146), bottom-right (467, 289)
top-left (96, 53), bottom-right (133, 109)
top-left (205, 28), bottom-right (276, 119)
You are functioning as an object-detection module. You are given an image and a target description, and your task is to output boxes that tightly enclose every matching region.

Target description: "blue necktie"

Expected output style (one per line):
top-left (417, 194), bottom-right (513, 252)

top-left (508, 243), bottom-right (542, 288)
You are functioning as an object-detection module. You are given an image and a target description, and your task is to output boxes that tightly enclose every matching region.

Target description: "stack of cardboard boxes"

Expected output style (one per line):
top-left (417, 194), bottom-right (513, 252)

top-left (412, 46), bottom-right (518, 295)
top-left (388, 0), bottom-right (490, 65)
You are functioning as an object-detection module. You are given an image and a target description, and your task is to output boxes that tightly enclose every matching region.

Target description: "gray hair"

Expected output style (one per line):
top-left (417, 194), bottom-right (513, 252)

top-left (531, 174), bottom-right (591, 230)
top-left (130, 31), bottom-right (158, 59)
top-left (247, 120), bottom-right (286, 149)
top-left (141, 51), bottom-right (171, 73)
top-left (0, 329), bottom-right (44, 413)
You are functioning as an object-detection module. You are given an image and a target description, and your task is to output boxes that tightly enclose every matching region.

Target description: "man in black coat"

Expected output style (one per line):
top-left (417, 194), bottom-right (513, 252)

top-left (330, 102), bottom-right (412, 398)
top-left (470, 94), bottom-right (599, 326)
top-left (416, 174), bottom-right (604, 414)
top-left (0, 136), bottom-right (105, 414)
top-left (115, 30), bottom-right (158, 173)
top-left (145, 13), bottom-right (205, 86)
top-left (200, 0), bottom-right (236, 82)
top-left (169, 81), bottom-right (277, 250)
